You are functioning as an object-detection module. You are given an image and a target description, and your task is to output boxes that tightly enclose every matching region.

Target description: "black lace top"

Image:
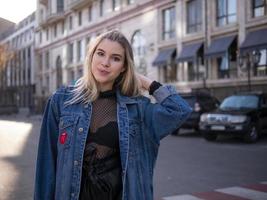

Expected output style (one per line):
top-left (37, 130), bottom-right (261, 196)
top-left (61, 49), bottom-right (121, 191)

top-left (79, 90), bottom-right (122, 200)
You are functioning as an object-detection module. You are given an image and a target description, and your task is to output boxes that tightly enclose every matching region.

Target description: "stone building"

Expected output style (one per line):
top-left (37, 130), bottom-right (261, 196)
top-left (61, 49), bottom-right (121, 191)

top-left (34, 0), bottom-right (267, 111)
top-left (0, 13), bottom-right (36, 114)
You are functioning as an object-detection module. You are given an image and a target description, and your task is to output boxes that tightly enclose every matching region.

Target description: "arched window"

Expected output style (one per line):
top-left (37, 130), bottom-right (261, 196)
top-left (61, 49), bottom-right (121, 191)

top-left (131, 30), bottom-right (147, 74)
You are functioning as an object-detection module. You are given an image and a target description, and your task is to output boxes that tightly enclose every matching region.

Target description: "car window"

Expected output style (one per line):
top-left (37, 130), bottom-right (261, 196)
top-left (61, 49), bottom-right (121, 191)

top-left (220, 95), bottom-right (259, 110)
top-left (182, 96), bottom-right (196, 107)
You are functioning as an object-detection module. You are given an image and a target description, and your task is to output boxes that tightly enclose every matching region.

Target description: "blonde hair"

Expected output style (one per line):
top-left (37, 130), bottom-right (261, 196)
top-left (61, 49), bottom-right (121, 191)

top-left (68, 30), bottom-right (141, 104)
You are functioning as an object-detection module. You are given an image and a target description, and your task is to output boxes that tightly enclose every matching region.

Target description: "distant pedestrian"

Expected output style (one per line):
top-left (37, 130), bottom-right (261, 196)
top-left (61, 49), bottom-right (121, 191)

top-left (34, 30), bottom-right (192, 200)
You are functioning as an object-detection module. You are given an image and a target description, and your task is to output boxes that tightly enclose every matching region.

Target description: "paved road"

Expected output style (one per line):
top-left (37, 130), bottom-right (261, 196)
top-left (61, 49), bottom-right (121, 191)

top-left (0, 114), bottom-right (267, 200)
top-left (154, 130), bottom-right (267, 200)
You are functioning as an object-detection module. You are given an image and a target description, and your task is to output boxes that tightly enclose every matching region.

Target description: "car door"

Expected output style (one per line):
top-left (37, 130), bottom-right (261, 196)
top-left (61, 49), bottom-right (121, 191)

top-left (259, 94), bottom-right (267, 131)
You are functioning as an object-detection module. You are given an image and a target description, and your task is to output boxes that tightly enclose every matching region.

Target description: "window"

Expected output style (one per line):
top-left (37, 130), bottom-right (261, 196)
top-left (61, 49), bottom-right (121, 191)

top-left (61, 21), bottom-right (64, 34)
top-left (163, 64), bottom-right (177, 82)
top-left (252, 0), bottom-right (267, 17)
top-left (187, 0), bottom-right (202, 33)
top-left (88, 5), bottom-right (92, 22)
top-left (162, 7), bottom-right (175, 40)
top-left (78, 11), bottom-right (82, 26)
top-left (127, 0), bottom-right (134, 5)
top-left (39, 54), bottom-right (43, 71)
top-left (112, 0), bottom-right (119, 11)
top-left (68, 69), bottom-right (75, 85)
top-left (46, 29), bottom-right (49, 41)
top-left (217, 56), bottom-right (230, 79)
top-left (77, 68), bottom-right (83, 78)
top-left (131, 30), bottom-right (147, 73)
top-left (86, 37), bottom-right (91, 47)
top-left (46, 75), bottom-right (50, 92)
top-left (217, 0), bottom-right (237, 26)
top-left (68, 43), bottom-right (74, 63)
top-left (77, 40), bottom-right (82, 61)
top-left (54, 24), bottom-right (57, 38)
top-left (45, 51), bottom-right (49, 69)
top-left (57, 0), bottom-right (64, 12)
top-left (39, 32), bottom-right (42, 43)
top-left (100, 0), bottom-right (104, 17)
top-left (69, 16), bottom-right (73, 30)
top-left (256, 49), bottom-right (267, 76)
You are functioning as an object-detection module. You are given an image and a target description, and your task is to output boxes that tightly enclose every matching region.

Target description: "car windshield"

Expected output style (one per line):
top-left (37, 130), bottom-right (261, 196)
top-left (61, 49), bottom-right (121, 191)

top-left (220, 95), bottom-right (259, 110)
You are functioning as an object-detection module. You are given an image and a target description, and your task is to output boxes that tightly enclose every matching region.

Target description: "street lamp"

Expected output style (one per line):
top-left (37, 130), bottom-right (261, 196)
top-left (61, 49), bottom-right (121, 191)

top-left (238, 50), bottom-right (261, 91)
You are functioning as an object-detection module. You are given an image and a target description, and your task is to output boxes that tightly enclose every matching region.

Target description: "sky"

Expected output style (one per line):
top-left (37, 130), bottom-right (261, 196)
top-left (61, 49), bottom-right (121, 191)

top-left (0, 0), bottom-right (36, 23)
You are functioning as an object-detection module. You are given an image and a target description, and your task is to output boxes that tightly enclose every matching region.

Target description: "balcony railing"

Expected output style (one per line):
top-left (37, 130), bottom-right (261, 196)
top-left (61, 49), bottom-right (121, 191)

top-left (69, 0), bottom-right (93, 10)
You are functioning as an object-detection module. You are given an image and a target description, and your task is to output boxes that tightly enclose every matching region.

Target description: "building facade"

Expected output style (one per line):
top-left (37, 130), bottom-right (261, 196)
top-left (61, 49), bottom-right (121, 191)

top-left (34, 0), bottom-right (267, 111)
top-left (0, 13), bottom-right (36, 114)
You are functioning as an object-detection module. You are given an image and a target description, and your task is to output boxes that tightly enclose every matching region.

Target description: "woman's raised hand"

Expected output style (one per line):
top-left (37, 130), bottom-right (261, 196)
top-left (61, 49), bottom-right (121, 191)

top-left (136, 73), bottom-right (153, 91)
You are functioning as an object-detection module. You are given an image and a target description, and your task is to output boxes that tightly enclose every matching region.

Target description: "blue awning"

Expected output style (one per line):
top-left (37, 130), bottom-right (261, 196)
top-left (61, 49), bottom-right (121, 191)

top-left (176, 42), bottom-right (203, 62)
top-left (205, 35), bottom-right (236, 58)
top-left (152, 48), bottom-right (176, 66)
top-left (240, 28), bottom-right (267, 54)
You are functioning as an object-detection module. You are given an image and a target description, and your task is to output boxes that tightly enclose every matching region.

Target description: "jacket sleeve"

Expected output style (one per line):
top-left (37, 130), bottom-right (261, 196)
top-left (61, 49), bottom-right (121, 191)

top-left (144, 85), bottom-right (192, 144)
top-left (34, 95), bottom-right (59, 200)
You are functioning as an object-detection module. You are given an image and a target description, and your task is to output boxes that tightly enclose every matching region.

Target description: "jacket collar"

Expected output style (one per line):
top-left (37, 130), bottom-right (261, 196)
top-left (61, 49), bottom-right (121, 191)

top-left (116, 88), bottom-right (138, 105)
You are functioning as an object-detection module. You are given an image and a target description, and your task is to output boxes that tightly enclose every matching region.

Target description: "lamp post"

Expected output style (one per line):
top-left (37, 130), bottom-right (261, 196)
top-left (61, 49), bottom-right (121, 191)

top-left (238, 50), bottom-right (261, 91)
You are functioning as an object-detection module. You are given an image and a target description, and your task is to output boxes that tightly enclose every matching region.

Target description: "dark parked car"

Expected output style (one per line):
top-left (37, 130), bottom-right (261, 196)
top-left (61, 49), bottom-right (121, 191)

top-left (199, 92), bottom-right (267, 143)
top-left (172, 91), bottom-right (219, 135)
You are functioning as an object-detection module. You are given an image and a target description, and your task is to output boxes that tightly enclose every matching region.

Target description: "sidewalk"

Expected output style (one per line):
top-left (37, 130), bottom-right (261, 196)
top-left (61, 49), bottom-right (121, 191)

top-left (0, 112), bottom-right (42, 200)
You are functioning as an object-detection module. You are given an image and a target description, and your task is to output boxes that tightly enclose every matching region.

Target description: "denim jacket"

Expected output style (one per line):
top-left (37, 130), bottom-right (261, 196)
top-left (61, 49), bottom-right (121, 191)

top-left (34, 85), bottom-right (192, 200)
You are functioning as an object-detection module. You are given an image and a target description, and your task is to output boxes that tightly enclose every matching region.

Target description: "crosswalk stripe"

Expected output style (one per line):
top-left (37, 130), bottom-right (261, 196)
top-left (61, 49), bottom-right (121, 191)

top-left (162, 194), bottom-right (203, 200)
top-left (216, 186), bottom-right (267, 200)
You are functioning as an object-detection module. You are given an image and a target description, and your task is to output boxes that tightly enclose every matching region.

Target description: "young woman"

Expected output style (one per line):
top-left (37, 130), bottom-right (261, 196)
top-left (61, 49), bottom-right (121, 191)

top-left (34, 30), bottom-right (192, 200)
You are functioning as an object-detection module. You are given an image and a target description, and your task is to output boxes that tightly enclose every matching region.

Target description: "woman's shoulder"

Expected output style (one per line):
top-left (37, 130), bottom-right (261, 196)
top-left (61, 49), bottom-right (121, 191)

top-left (50, 85), bottom-right (76, 103)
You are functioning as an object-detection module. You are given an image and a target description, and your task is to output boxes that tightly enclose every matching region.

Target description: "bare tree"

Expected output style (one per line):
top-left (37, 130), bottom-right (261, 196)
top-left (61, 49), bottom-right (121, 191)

top-left (0, 44), bottom-right (13, 71)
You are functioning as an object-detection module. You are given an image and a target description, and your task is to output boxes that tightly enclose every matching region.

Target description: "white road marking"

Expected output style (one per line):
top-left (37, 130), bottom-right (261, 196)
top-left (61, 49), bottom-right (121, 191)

top-left (216, 186), bottom-right (267, 200)
top-left (162, 194), bottom-right (203, 200)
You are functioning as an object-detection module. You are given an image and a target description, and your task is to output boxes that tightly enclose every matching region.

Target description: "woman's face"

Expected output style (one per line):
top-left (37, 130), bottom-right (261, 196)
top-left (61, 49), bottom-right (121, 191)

top-left (91, 39), bottom-right (125, 91)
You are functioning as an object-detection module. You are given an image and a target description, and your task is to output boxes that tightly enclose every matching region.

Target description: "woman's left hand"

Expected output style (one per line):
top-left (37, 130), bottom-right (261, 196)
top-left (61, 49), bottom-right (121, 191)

top-left (136, 73), bottom-right (153, 91)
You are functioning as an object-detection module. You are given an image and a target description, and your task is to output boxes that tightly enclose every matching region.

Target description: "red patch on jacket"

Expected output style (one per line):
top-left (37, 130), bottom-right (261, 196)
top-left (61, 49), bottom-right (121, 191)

top-left (60, 132), bottom-right (68, 144)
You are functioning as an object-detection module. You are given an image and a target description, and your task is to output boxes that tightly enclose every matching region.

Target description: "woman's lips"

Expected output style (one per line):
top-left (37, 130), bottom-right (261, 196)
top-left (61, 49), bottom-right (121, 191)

top-left (98, 68), bottom-right (110, 76)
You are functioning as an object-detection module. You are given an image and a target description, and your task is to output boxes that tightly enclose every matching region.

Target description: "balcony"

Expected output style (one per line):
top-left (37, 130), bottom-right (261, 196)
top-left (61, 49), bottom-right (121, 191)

top-left (39, 0), bottom-right (48, 5)
top-left (46, 11), bottom-right (65, 24)
top-left (69, 0), bottom-right (93, 11)
top-left (39, 11), bottom-right (65, 27)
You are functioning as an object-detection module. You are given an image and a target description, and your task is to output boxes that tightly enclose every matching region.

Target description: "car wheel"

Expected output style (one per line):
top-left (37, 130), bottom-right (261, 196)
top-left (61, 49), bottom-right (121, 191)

top-left (244, 125), bottom-right (258, 143)
top-left (203, 133), bottom-right (217, 141)
top-left (171, 128), bottom-right (180, 136)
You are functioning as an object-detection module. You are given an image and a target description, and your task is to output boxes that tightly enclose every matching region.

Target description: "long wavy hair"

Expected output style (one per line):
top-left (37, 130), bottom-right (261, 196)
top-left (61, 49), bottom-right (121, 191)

top-left (67, 30), bottom-right (141, 104)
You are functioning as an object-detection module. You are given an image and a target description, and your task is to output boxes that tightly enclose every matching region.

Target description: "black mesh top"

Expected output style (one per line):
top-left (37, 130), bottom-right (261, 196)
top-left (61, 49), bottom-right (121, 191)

top-left (79, 90), bottom-right (122, 200)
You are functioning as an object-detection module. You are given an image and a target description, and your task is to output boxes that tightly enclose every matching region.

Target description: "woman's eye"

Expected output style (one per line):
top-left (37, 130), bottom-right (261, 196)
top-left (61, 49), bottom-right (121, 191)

top-left (113, 57), bottom-right (121, 62)
top-left (97, 51), bottom-right (104, 56)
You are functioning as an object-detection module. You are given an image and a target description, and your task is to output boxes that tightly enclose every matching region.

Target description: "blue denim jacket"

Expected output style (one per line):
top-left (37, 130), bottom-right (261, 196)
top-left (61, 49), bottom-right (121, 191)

top-left (34, 85), bottom-right (192, 200)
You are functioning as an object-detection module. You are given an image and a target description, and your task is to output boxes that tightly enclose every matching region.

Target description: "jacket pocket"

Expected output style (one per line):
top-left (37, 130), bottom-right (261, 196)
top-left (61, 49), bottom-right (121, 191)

top-left (58, 115), bottom-right (79, 148)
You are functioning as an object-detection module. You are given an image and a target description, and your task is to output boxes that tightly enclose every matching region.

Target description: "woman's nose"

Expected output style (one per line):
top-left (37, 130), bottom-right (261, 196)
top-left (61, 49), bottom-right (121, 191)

top-left (101, 57), bottom-right (110, 67)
